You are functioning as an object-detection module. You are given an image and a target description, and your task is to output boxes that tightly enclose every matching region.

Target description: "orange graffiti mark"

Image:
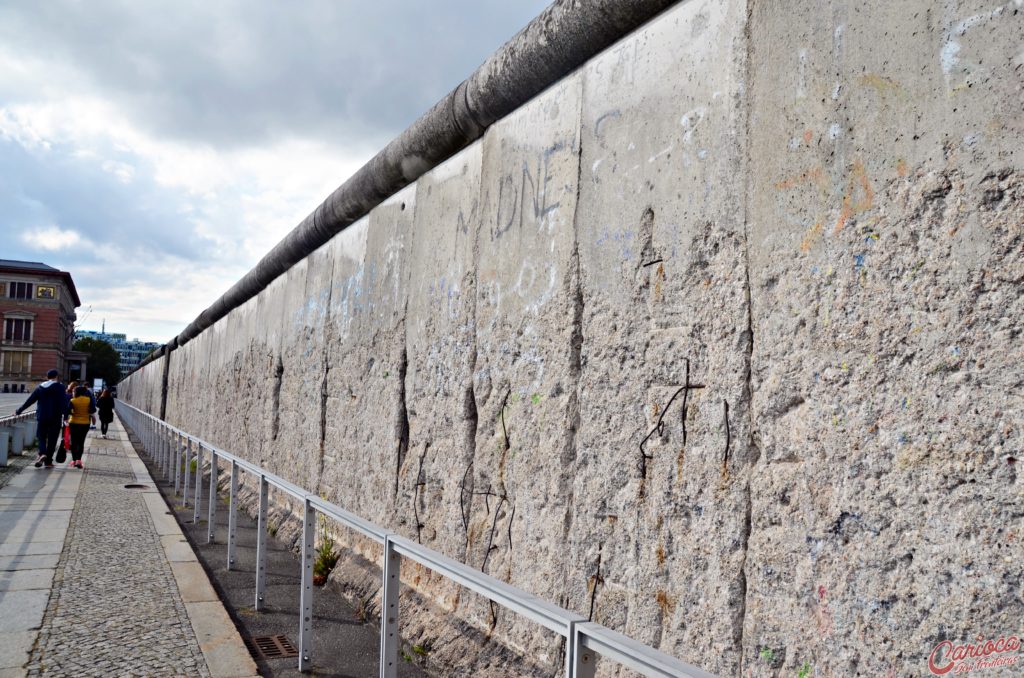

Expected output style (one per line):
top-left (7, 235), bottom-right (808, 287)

top-left (896, 158), bottom-right (908, 177)
top-left (834, 160), bottom-right (874, 234)
top-left (775, 166), bottom-right (827, 191)
top-left (800, 221), bottom-right (824, 253)
top-left (802, 128), bottom-right (814, 144)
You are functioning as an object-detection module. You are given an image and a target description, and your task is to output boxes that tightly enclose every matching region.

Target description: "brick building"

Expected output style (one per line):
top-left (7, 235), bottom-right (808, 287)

top-left (0, 259), bottom-right (84, 393)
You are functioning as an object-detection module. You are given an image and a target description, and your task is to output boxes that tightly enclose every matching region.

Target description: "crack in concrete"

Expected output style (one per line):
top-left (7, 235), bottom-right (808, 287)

top-left (413, 441), bottom-right (430, 544)
top-left (586, 548), bottom-right (604, 622)
top-left (737, 0), bottom-right (757, 664)
top-left (270, 356), bottom-right (284, 441)
top-left (460, 385), bottom-right (478, 540)
top-left (560, 108), bottom-right (587, 625)
top-left (393, 347), bottom-right (410, 500)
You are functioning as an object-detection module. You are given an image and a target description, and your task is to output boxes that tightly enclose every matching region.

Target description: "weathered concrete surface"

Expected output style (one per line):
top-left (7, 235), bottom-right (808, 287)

top-left (462, 72), bottom-right (584, 666)
top-left (122, 0), bottom-right (1023, 675)
top-left (742, 1), bottom-right (1024, 676)
top-left (570, 2), bottom-right (751, 675)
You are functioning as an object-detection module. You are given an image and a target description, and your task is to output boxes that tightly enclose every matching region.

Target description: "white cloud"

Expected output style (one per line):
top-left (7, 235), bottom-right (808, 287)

top-left (0, 0), bottom-right (550, 342)
top-left (21, 226), bottom-right (84, 252)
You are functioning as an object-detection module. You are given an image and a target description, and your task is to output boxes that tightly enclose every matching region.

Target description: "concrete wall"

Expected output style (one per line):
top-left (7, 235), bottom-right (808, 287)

top-left (122, 1), bottom-right (1023, 675)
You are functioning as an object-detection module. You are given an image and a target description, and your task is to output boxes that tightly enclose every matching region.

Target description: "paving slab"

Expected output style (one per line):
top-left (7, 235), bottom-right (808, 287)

top-left (0, 554), bottom-right (59, 571)
top-left (0, 499), bottom-right (76, 511)
top-left (0, 567), bottom-right (55, 591)
top-left (144, 492), bottom-right (184, 535)
top-left (162, 534), bottom-right (200, 562)
top-left (0, 527), bottom-right (68, 544)
top-left (0, 542), bottom-right (62, 557)
top-left (0, 589), bottom-right (48, 631)
top-left (170, 560), bottom-right (220, 603)
top-left (0, 631), bottom-right (35, 670)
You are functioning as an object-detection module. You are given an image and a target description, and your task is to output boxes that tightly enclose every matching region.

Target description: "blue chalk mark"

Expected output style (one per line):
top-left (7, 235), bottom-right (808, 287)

top-left (854, 254), bottom-right (866, 269)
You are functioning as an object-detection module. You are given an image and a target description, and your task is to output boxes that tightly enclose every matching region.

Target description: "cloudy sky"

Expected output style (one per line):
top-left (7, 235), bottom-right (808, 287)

top-left (0, 0), bottom-right (548, 342)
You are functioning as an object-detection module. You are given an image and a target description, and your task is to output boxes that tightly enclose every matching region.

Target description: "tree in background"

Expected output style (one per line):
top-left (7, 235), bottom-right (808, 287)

top-left (73, 337), bottom-right (122, 386)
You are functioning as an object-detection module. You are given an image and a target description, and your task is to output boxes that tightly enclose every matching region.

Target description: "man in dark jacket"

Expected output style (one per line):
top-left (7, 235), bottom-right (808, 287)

top-left (16, 369), bottom-right (71, 468)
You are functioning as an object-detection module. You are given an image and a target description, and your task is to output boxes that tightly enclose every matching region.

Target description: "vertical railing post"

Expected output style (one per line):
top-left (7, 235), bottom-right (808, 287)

top-left (299, 499), bottom-right (315, 672)
top-left (227, 460), bottom-right (238, 569)
top-left (174, 432), bottom-right (182, 496)
top-left (193, 443), bottom-right (204, 524)
top-left (207, 451), bottom-right (218, 544)
top-left (255, 474), bottom-right (269, 610)
top-left (379, 536), bottom-right (400, 678)
top-left (163, 425), bottom-right (171, 481)
top-left (183, 437), bottom-right (192, 507)
top-left (567, 622), bottom-right (596, 678)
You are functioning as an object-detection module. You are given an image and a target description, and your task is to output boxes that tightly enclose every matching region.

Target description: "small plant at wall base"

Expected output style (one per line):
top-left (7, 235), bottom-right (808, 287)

top-left (312, 516), bottom-right (339, 586)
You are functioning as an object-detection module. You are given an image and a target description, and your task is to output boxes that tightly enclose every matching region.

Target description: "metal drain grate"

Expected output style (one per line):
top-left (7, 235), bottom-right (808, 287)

top-left (244, 634), bottom-right (299, 659)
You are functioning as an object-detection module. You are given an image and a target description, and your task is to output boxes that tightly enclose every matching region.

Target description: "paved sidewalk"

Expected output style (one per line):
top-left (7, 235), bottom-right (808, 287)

top-left (0, 416), bottom-right (258, 677)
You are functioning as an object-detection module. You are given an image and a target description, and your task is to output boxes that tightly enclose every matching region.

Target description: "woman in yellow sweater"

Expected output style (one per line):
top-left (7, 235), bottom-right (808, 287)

top-left (67, 386), bottom-right (96, 469)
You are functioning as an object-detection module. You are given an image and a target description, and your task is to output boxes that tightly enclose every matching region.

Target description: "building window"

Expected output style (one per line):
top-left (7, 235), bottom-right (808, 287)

top-left (4, 319), bottom-right (32, 343)
top-left (1, 351), bottom-right (30, 375)
top-left (8, 282), bottom-right (32, 299)
top-left (36, 285), bottom-right (56, 300)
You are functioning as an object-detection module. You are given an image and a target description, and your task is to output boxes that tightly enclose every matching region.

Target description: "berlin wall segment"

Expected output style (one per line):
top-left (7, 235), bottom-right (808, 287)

top-left (742, 0), bottom-right (1023, 676)
top-left (121, 0), bottom-right (1023, 675)
top-left (571, 1), bottom-right (752, 676)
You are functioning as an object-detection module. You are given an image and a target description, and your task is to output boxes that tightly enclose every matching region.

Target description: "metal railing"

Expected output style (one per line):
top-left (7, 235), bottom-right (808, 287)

top-left (0, 410), bottom-right (37, 464)
top-left (116, 400), bottom-right (715, 678)
top-left (0, 411), bottom-right (35, 427)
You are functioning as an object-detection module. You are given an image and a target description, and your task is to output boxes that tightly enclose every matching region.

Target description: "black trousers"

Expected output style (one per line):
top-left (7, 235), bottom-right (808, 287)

top-left (69, 423), bottom-right (90, 462)
top-left (36, 417), bottom-right (63, 463)
top-left (100, 419), bottom-right (111, 435)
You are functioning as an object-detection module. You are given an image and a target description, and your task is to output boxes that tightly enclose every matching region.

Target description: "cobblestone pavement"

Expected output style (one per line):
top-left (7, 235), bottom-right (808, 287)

top-left (25, 420), bottom-right (212, 677)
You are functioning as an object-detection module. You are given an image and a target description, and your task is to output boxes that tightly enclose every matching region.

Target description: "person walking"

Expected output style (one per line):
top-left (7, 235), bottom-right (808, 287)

top-left (67, 385), bottom-right (96, 469)
top-left (96, 388), bottom-right (115, 438)
top-left (15, 369), bottom-right (70, 468)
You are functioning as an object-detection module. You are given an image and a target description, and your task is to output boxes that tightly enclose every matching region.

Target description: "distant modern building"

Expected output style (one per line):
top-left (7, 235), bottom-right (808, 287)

top-left (74, 328), bottom-right (161, 377)
top-left (0, 259), bottom-right (86, 393)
